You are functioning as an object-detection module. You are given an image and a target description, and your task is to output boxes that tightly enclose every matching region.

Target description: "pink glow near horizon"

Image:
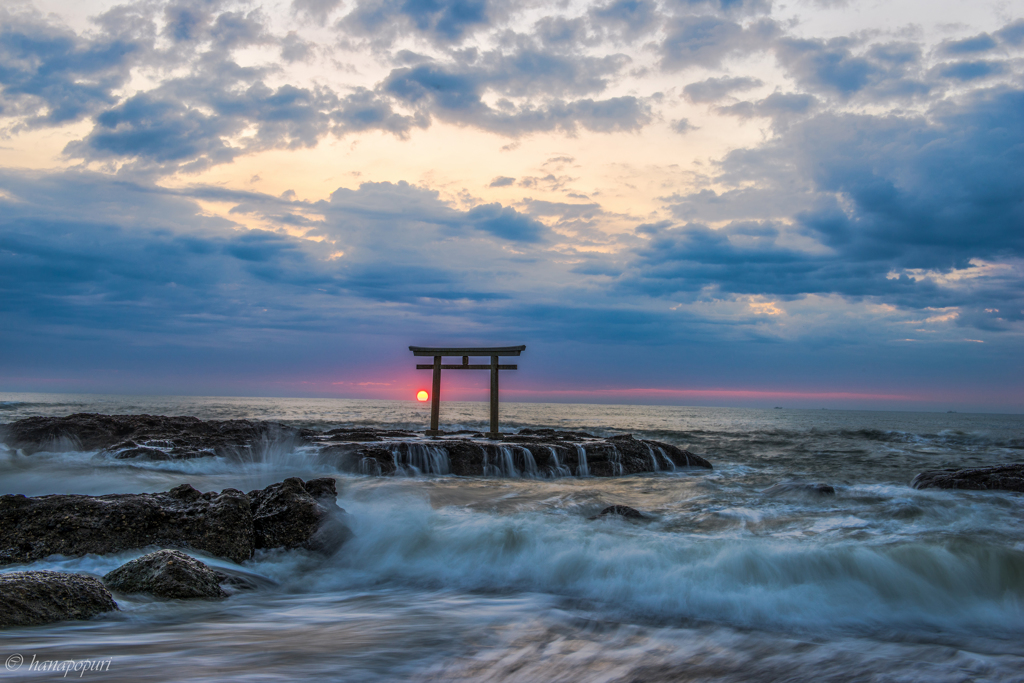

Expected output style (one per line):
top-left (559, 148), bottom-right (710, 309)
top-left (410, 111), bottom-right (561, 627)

top-left (257, 377), bottom-right (938, 404)
top-left (500, 387), bottom-right (919, 401)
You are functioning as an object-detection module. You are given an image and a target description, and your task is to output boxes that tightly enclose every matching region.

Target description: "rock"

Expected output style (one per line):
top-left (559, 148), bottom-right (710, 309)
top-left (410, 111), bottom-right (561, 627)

top-left (354, 446), bottom-right (399, 475)
top-left (114, 447), bottom-right (171, 460)
top-left (1, 413), bottom-right (313, 459)
top-left (595, 505), bottom-right (645, 519)
top-left (303, 477), bottom-right (338, 501)
top-left (910, 464), bottom-right (1024, 492)
top-left (0, 571), bottom-right (117, 628)
top-left (762, 481), bottom-right (836, 496)
top-left (322, 427), bottom-right (418, 442)
top-left (514, 428), bottom-right (598, 440)
top-left (248, 477), bottom-right (351, 553)
top-left (0, 478), bottom-right (352, 567)
top-left (0, 413), bottom-right (713, 477)
top-left (0, 484), bottom-right (253, 565)
top-left (212, 567), bottom-right (278, 592)
top-left (315, 431), bottom-right (712, 477)
top-left (103, 550), bottom-right (227, 600)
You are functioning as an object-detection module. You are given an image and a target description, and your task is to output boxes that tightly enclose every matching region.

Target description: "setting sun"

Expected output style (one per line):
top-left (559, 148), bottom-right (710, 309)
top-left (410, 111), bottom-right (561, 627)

top-left (416, 390), bottom-right (428, 402)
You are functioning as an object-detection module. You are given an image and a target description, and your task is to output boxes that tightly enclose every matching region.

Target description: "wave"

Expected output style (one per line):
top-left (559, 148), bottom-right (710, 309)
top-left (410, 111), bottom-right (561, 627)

top-left (250, 491), bottom-right (1024, 637)
top-left (0, 401), bottom-right (49, 411)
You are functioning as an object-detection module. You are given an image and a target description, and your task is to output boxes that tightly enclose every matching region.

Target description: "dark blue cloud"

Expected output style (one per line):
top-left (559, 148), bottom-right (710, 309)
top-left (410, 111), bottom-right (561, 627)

top-left (661, 16), bottom-right (777, 69)
top-left (0, 171), bottom-right (559, 342)
top-left (532, 16), bottom-right (590, 48)
top-left (589, 0), bottom-right (659, 40)
top-left (280, 31), bottom-right (315, 61)
top-left (66, 64), bottom-right (335, 171)
top-left (466, 204), bottom-right (546, 242)
top-left (939, 33), bottom-right (997, 55)
top-left (520, 200), bottom-right (603, 221)
top-left (716, 91), bottom-right (817, 129)
top-left (0, 8), bottom-right (143, 126)
top-left (403, 0), bottom-right (489, 40)
top-left (3, 1), bottom-right (656, 168)
top-left (331, 87), bottom-right (430, 136)
top-left (684, 76), bottom-right (764, 103)
top-left (209, 10), bottom-right (268, 48)
top-left (382, 59), bottom-right (651, 135)
top-left (671, 118), bottom-right (695, 134)
top-left (995, 19), bottom-right (1024, 46)
top-left (342, 0), bottom-right (492, 44)
top-left (774, 36), bottom-right (930, 100)
top-left (934, 60), bottom-right (1006, 82)
top-left (667, 0), bottom-right (772, 16)
top-left (622, 86), bottom-right (1024, 326)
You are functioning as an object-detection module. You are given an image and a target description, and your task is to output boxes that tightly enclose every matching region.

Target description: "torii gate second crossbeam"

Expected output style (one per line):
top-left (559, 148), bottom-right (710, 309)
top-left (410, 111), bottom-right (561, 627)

top-left (410, 345), bottom-right (526, 439)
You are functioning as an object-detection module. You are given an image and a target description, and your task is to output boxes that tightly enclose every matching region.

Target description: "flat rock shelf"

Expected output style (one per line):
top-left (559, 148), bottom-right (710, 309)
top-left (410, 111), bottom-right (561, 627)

top-left (1, 414), bottom-right (711, 478)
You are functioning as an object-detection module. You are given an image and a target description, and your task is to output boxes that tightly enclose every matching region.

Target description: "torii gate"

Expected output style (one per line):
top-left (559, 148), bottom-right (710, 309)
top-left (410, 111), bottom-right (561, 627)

top-left (410, 345), bottom-right (526, 439)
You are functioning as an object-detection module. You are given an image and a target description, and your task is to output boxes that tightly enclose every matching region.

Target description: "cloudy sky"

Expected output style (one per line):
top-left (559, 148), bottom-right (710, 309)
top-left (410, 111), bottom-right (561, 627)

top-left (1, 0), bottom-right (1022, 411)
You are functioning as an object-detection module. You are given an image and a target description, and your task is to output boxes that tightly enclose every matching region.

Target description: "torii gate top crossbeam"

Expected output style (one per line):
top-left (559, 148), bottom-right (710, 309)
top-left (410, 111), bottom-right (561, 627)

top-left (410, 345), bottom-right (526, 357)
top-left (410, 345), bottom-right (526, 439)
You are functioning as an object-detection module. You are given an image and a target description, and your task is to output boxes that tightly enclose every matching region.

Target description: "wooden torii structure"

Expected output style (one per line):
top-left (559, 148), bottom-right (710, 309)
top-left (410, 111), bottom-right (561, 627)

top-left (410, 345), bottom-right (526, 439)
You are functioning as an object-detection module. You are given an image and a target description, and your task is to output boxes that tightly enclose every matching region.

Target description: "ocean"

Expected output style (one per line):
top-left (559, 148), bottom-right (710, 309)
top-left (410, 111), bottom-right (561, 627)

top-left (2, 393), bottom-right (1023, 682)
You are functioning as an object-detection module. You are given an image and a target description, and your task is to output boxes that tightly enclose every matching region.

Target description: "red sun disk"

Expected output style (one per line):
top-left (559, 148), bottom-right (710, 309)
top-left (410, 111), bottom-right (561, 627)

top-left (416, 390), bottom-right (429, 402)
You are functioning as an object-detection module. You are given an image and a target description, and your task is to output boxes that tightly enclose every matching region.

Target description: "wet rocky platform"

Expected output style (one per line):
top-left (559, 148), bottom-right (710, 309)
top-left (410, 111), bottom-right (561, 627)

top-left (1, 414), bottom-right (712, 477)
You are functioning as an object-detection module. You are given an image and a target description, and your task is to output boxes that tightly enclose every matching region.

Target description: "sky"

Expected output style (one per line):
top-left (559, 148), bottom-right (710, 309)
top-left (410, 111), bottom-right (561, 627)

top-left (1, 0), bottom-right (1022, 412)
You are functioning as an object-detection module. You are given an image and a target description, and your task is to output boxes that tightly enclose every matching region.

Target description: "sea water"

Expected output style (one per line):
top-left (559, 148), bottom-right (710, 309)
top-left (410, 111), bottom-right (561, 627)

top-left (1, 393), bottom-right (1023, 681)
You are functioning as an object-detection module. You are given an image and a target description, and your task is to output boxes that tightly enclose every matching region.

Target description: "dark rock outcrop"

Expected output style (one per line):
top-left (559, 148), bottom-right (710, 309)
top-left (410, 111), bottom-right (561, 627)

top-left (0, 478), bottom-right (350, 566)
top-left (1, 413), bottom-right (312, 459)
top-left (762, 481), bottom-right (836, 496)
top-left (103, 550), bottom-right (227, 600)
top-left (322, 427), bottom-right (418, 442)
top-left (114, 446), bottom-right (171, 460)
top-left (248, 477), bottom-right (350, 553)
top-left (324, 431), bottom-right (711, 477)
top-left (910, 464), bottom-right (1024, 492)
top-left (0, 484), bottom-right (253, 565)
top-left (1, 414), bottom-right (713, 477)
top-left (0, 571), bottom-right (117, 628)
top-left (596, 505), bottom-right (645, 519)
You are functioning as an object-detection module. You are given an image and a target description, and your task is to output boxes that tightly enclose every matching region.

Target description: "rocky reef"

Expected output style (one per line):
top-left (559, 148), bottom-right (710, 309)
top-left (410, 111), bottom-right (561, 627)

top-left (249, 477), bottom-right (352, 553)
top-left (910, 464), bottom-right (1024, 492)
top-left (1, 413), bottom-right (311, 459)
top-left (102, 549), bottom-right (228, 600)
top-left (1, 414), bottom-right (712, 477)
top-left (345, 432), bottom-right (708, 477)
top-left (0, 571), bottom-right (118, 628)
top-left (0, 477), bottom-right (346, 566)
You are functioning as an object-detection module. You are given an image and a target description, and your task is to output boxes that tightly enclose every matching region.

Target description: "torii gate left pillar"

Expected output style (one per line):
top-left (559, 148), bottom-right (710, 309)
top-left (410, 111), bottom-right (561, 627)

top-left (410, 345), bottom-right (526, 439)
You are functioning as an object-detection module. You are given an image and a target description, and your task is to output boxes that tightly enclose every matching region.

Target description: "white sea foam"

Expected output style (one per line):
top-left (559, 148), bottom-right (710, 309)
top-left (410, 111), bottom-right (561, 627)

top-left (230, 488), bottom-right (1024, 638)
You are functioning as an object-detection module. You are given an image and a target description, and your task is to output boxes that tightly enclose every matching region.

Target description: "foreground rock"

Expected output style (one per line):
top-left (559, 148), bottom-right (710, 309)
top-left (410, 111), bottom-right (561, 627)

top-left (249, 477), bottom-right (351, 553)
top-left (0, 484), bottom-right (253, 565)
top-left (0, 571), bottom-right (117, 628)
top-left (0, 413), bottom-right (312, 459)
top-left (910, 464), bottom-right (1024, 492)
top-left (0, 478), bottom-right (348, 566)
top-left (103, 550), bottom-right (227, 599)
